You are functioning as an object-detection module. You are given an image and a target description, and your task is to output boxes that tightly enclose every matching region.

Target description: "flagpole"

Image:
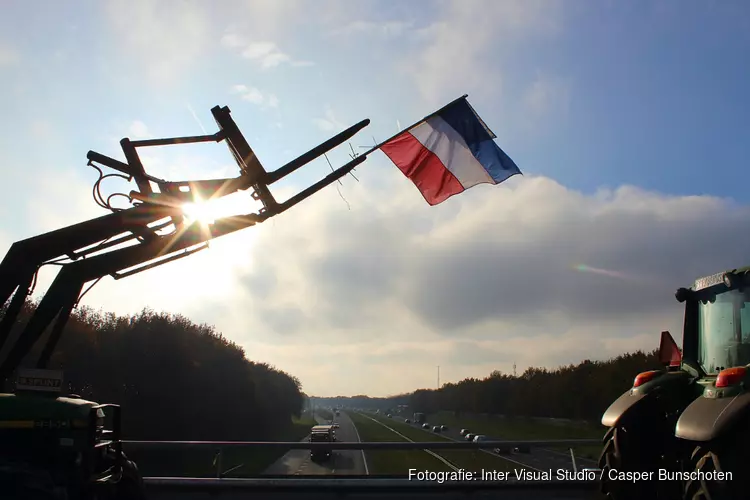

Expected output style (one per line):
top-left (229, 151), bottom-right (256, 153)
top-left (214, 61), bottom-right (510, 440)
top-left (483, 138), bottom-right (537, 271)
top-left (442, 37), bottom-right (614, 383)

top-left (359, 94), bottom-right (469, 157)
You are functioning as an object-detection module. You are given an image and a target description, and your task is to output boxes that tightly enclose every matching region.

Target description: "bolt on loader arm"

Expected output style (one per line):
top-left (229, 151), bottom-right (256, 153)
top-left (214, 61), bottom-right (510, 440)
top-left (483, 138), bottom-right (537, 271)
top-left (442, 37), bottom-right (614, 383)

top-left (0, 105), bottom-right (371, 382)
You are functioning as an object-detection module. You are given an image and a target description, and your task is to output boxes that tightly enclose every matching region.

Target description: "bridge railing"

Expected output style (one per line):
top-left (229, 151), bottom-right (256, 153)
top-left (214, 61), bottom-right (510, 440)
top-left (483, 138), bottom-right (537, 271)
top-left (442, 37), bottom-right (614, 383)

top-left (123, 439), bottom-right (603, 494)
top-left (123, 439), bottom-right (601, 450)
top-left (141, 476), bottom-right (601, 496)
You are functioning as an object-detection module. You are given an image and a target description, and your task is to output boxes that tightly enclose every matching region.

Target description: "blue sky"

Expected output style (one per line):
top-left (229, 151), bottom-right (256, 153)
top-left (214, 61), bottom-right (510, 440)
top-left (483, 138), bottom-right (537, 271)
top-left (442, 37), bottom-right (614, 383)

top-left (1, 0), bottom-right (749, 396)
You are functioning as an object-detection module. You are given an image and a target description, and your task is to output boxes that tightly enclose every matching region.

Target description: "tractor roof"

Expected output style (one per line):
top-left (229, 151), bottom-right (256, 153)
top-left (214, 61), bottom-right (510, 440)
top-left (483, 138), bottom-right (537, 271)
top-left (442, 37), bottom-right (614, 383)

top-left (693, 265), bottom-right (750, 291)
top-left (0, 393), bottom-right (99, 420)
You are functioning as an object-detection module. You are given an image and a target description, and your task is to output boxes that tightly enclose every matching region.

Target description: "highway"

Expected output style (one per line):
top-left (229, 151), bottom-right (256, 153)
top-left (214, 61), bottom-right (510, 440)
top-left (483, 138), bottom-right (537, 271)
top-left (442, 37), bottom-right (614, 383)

top-left (146, 411), bottom-right (599, 499)
top-left (382, 413), bottom-right (598, 472)
top-left (262, 411), bottom-right (368, 476)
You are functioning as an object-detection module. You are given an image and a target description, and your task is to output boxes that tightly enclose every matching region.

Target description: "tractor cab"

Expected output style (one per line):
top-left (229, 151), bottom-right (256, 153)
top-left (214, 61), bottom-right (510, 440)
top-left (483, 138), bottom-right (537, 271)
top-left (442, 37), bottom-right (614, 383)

top-left (624, 268), bottom-right (750, 395)
top-left (676, 268), bottom-right (750, 381)
top-left (0, 369), bottom-right (144, 499)
top-left (599, 267), bottom-right (750, 500)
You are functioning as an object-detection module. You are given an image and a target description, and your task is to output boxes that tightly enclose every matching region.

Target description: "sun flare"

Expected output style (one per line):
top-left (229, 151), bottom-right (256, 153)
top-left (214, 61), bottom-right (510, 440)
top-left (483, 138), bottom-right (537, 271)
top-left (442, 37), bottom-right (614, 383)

top-left (182, 200), bottom-right (218, 225)
top-left (181, 192), bottom-right (255, 226)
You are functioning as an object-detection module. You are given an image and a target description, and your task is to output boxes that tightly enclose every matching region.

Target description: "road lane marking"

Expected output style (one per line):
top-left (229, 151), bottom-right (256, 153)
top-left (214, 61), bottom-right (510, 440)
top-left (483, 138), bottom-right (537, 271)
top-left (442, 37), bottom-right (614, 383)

top-left (346, 412), bottom-right (370, 475)
top-left (397, 415), bottom-right (597, 467)
top-left (539, 447), bottom-right (598, 465)
top-left (388, 414), bottom-right (544, 473)
top-left (357, 413), bottom-right (460, 472)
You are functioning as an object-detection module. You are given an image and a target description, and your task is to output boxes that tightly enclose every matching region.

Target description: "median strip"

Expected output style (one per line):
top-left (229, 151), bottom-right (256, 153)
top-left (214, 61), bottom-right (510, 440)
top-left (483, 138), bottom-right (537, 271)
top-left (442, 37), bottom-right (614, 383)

top-left (347, 412), bottom-right (455, 475)
top-left (348, 413), bottom-right (370, 475)
top-left (365, 413), bottom-right (537, 473)
top-left (357, 413), bottom-right (460, 472)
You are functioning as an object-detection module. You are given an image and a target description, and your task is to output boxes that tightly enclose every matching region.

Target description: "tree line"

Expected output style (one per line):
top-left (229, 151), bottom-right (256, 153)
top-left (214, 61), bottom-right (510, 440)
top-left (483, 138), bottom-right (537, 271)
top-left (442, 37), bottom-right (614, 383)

top-left (1, 300), bottom-right (305, 441)
top-left (312, 350), bottom-right (663, 424)
top-left (310, 350), bottom-right (662, 422)
top-left (407, 350), bottom-right (662, 422)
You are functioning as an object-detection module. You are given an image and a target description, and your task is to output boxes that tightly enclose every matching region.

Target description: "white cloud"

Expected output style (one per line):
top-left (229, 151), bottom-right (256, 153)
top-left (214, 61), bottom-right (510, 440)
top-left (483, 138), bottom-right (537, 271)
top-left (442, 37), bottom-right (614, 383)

top-left (312, 107), bottom-right (345, 132)
top-left (230, 85), bottom-right (280, 108)
top-left (221, 34), bottom-right (313, 69)
top-left (399, 0), bottom-right (564, 106)
top-left (128, 120), bottom-right (150, 139)
top-left (173, 172), bottom-right (750, 395)
top-left (103, 0), bottom-right (211, 85)
top-left (231, 84), bottom-right (263, 104)
top-left (329, 20), bottom-right (414, 38)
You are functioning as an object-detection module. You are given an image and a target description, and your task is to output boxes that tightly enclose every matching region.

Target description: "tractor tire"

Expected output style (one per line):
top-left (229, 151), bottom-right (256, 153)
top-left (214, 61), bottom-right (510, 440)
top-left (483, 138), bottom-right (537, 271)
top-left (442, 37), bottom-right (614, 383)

top-left (598, 425), bottom-right (679, 500)
top-left (683, 437), bottom-right (750, 500)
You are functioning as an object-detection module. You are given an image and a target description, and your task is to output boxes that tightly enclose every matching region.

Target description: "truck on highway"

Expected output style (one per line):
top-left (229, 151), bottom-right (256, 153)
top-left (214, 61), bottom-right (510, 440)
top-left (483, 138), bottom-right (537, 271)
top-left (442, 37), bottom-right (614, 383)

top-left (309, 425), bottom-right (336, 462)
top-left (413, 412), bottom-right (425, 424)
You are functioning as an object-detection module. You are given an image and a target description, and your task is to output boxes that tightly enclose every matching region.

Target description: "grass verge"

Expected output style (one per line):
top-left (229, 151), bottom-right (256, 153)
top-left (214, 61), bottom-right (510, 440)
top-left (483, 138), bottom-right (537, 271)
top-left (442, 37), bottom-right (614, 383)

top-left (426, 412), bottom-right (604, 460)
top-left (348, 412), bottom-right (455, 475)
top-left (129, 412), bottom-right (318, 477)
top-left (363, 413), bottom-right (521, 473)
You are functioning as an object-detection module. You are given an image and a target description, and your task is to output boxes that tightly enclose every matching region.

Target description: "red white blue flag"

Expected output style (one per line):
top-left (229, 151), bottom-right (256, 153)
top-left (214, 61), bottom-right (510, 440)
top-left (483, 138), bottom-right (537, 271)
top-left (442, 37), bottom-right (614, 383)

top-left (380, 97), bottom-right (521, 205)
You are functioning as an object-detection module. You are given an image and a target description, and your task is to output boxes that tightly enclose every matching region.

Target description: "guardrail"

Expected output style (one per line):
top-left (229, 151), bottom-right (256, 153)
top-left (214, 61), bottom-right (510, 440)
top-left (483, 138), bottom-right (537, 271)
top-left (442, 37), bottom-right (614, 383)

top-left (129, 440), bottom-right (603, 497)
top-left (143, 476), bottom-right (600, 489)
top-left (124, 439), bottom-right (601, 450)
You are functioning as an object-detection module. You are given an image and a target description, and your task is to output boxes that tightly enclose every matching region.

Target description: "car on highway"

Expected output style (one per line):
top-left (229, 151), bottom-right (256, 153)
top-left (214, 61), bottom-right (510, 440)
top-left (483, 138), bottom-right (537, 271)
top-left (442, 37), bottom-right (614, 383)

top-left (440, 425), bottom-right (448, 431)
top-left (473, 435), bottom-right (491, 451)
top-left (432, 426), bottom-right (441, 433)
top-left (422, 423), bottom-right (430, 430)
top-left (465, 433), bottom-right (475, 441)
top-left (459, 428), bottom-right (469, 436)
top-left (404, 419), bottom-right (410, 423)
top-left (386, 414), bottom-right (392, 418)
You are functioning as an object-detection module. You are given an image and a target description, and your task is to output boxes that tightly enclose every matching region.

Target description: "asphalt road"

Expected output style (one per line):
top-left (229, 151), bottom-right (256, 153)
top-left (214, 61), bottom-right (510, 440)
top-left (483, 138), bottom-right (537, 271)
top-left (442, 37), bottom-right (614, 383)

top-left (262, 411), bottom-right (368, 476)
top-left (385, 413), bottom-right (598, 472)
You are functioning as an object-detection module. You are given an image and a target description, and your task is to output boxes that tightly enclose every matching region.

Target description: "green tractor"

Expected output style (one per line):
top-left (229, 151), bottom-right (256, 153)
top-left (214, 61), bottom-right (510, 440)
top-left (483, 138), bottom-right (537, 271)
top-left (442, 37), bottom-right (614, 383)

top-left (0, 369), bottom-right (145, 499)
top-left (599, 267), bottom-right (750, 499)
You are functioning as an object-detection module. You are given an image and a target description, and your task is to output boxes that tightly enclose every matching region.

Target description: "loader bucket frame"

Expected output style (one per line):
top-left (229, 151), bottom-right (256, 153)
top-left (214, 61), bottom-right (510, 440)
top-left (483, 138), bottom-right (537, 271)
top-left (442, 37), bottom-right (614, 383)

top-left (0, 105), bottom-right (371, 382)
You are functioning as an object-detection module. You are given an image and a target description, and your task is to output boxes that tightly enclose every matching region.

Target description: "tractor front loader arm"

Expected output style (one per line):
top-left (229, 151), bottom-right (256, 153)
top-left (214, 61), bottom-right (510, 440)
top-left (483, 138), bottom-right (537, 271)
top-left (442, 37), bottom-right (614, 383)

top-left (0, 203), bottom-right (182, 353)
top-left (0, 104), bottom-right (372, 382)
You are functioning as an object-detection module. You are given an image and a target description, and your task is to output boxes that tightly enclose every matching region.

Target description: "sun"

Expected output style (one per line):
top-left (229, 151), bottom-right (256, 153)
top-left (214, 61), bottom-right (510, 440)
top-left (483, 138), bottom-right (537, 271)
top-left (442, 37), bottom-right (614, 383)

top-left (155, 191), bottom-right (260, 301)
top-left (182, 200), bottom-right (218, 225)
top-left (181, 192), bottom-right (254, 226)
